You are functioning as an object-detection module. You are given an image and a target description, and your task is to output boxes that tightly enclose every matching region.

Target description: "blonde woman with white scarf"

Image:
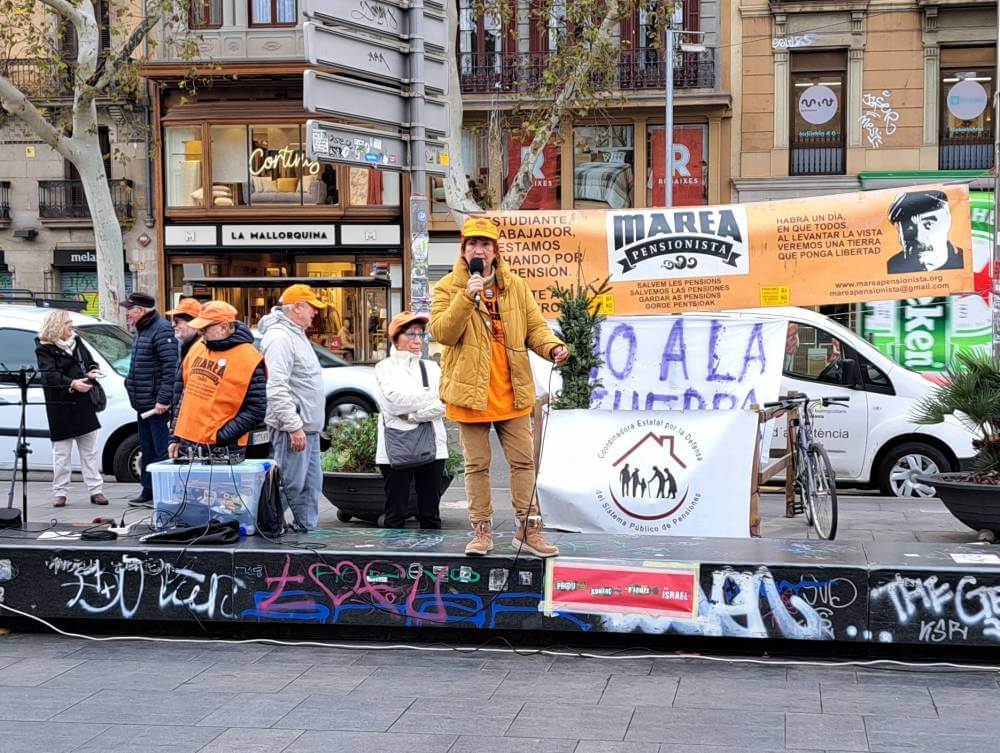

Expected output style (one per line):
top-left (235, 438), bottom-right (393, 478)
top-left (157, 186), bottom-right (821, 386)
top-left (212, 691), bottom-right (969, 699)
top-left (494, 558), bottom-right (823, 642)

top-left (34, 310), bottom-right (107, 507)
top-left (374, 311), bottom-right (448, 529)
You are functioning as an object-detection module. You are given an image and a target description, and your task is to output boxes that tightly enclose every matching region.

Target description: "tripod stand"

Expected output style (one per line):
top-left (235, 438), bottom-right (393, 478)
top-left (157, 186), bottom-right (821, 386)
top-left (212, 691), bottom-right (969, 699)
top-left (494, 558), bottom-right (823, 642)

top-left (0, 368), bottom-right (39, 523)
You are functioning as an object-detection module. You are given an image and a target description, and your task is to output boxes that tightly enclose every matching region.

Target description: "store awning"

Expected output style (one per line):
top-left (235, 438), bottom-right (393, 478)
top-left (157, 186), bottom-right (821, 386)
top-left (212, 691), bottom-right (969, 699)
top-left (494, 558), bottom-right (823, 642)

top-left (183, 276), bottom-right (391, 289)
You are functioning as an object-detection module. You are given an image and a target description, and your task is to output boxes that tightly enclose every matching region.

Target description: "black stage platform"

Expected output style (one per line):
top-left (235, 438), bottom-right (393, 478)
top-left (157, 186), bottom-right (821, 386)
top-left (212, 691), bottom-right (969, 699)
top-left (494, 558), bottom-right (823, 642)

top-left (0, 525), bottom-right (998, 646)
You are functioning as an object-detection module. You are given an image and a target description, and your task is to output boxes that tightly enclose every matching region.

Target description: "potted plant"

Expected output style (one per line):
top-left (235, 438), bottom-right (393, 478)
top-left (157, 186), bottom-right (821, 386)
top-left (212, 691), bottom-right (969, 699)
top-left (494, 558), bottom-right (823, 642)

top-left (913, 350), bottom-right (1000, 539)
top-left (321, 415), bottom-right (463, 524)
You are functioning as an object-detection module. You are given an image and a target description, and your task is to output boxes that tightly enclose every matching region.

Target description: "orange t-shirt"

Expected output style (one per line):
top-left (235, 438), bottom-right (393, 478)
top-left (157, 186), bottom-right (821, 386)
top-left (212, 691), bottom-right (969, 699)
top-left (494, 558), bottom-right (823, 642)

top-left (446, 286), bottom-right (532, 424)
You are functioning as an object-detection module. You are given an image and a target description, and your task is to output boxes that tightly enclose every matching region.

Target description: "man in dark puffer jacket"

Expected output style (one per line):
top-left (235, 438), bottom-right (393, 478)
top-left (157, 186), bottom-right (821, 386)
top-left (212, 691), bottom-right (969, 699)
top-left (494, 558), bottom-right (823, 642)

top-left (121, 292), bottom-right (178, 507)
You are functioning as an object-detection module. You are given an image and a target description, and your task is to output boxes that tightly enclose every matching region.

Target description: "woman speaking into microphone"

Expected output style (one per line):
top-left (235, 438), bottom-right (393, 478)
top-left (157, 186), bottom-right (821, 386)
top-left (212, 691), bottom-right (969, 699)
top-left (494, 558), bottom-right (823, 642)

top-left (429, 217), bottom-right (569, 558)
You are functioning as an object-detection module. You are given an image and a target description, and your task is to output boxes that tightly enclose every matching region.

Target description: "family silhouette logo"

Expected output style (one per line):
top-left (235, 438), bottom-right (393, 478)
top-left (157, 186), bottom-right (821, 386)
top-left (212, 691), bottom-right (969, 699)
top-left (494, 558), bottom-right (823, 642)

top-left (595, 419), bottom-right (704, 532)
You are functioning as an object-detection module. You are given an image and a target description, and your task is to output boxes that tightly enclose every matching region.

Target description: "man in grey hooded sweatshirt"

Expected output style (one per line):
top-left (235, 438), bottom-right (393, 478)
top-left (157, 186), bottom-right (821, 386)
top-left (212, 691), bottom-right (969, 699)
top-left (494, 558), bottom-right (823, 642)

top-left (259, 284), bottom-right (327, 530)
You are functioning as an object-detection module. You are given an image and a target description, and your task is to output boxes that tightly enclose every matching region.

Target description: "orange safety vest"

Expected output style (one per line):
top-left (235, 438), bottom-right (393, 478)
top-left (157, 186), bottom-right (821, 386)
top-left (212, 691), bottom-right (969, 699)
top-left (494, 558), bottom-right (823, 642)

top-left (174, 339), bottom-right (263, 446)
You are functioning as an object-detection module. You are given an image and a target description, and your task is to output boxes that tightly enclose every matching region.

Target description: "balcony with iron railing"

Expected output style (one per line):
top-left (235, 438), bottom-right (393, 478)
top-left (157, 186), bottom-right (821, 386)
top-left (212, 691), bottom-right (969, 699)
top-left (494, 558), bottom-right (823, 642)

top-left (0, 59), bottom-right (74, 99)
top-left (38, 179), bottom-right (134, 225)
top-left (458, 47), bottom-right (717, 95)
top-left (0, 182), bottom-right (10, 226)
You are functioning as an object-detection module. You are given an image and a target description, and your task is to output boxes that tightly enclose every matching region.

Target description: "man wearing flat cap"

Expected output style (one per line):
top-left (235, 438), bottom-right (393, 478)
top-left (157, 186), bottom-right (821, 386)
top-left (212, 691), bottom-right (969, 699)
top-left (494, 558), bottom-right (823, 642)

top-left (885, 190), bottom-right (964, 275)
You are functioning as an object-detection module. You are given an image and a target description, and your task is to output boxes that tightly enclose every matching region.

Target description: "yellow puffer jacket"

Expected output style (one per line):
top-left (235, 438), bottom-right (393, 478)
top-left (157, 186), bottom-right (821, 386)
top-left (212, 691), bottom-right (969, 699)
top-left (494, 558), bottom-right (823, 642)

top-left (430, 256), bottom-right (565, 411)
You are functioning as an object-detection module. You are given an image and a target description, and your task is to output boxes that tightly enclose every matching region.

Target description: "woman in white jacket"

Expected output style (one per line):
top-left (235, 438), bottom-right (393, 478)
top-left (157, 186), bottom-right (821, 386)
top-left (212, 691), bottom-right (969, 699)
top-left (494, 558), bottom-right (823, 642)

top-left (375, 312), bottom-right (448, 529)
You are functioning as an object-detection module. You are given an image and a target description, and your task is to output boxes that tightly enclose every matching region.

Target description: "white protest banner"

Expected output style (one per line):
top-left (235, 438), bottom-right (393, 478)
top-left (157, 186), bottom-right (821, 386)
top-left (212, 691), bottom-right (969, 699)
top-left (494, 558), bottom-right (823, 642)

top-left (531, 315), bottom-right (786, 409)
top-left (538, 409), bottom-right (759, 536)
top-left (591, 315), bottom-right (786, 411)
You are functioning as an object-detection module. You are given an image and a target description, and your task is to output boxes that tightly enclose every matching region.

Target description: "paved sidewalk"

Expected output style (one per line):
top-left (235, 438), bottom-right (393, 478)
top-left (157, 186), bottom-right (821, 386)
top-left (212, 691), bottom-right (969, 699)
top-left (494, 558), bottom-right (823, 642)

top-left (0, 629), bottom-right (997, 753)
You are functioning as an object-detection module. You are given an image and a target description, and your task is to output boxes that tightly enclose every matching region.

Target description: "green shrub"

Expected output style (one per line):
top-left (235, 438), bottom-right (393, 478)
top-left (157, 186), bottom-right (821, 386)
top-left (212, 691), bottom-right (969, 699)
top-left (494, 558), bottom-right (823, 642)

top-left (321, 414), bottom-right (464, 477)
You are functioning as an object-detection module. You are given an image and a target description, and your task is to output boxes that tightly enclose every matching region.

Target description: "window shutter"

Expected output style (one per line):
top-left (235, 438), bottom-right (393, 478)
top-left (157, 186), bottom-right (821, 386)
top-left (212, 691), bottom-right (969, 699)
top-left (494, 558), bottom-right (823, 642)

top-left (684, 0), bottom-right (699, 31)
top-left (60, 21), bottom-right (78, 60)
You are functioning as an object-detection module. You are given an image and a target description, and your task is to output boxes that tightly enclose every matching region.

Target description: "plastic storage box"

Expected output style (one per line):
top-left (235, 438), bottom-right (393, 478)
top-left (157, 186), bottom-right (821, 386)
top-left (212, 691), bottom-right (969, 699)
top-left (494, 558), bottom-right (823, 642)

top-left (149, 459), bottom-right (271, 534)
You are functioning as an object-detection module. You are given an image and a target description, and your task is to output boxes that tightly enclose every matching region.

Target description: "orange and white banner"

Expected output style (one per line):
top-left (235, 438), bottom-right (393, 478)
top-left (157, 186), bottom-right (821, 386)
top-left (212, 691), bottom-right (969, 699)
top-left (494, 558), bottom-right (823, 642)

top-left (492, 183), bottom-right (974, 316)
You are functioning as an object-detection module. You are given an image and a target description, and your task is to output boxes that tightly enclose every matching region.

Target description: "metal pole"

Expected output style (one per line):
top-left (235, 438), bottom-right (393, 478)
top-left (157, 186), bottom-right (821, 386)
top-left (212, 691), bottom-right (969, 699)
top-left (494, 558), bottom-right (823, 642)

top-left (408, 0), bottom-right (431, 317)
top-left (993, 87), bottom-right (1000, 360)
top-left (664, 28), bottom-right (674, 208)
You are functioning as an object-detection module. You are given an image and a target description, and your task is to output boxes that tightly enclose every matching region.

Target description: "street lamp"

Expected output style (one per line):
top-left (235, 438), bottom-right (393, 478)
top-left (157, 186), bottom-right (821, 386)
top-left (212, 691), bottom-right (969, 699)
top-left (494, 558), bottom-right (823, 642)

top-left (664, 28), bottom-right (706, 207)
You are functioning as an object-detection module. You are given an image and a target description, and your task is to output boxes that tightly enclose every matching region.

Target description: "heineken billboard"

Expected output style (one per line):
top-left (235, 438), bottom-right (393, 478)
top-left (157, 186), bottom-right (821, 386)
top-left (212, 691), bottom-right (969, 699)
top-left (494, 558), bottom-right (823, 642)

top-left (862, 191), bottom-right (994, 374)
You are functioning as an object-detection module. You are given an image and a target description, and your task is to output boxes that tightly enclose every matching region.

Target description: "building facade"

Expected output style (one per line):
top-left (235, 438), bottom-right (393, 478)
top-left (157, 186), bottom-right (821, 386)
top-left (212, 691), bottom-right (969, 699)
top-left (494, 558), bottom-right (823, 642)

top-left (732, 0), bottom-right (996, 202)
top-left (144, 14), bottom-right (407, 363)
top-left (0, 59), bottom-right (150, 312)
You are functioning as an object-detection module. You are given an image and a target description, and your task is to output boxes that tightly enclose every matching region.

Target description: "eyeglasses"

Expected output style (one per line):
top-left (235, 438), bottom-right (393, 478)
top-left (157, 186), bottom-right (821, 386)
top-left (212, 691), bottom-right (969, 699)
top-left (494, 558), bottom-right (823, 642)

top-left (400, 331), bottom-right (426, 339)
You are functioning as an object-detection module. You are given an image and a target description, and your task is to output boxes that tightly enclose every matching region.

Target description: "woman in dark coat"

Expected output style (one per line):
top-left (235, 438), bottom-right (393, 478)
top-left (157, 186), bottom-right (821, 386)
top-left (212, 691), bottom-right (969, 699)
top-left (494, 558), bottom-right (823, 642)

top-left (35, 310), bottom-right (108, 507)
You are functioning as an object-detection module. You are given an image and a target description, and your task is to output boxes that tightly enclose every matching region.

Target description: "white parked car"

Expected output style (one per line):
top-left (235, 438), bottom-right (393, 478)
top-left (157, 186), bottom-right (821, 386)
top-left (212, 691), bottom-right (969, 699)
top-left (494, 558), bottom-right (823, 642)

top-left (0, 306), bottom-right (379, 482)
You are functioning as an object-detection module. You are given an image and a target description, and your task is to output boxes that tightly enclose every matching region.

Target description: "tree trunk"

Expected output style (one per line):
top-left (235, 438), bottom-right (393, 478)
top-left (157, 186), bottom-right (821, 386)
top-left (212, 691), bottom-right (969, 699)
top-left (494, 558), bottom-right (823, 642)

top-left (73, 129), bottom-right (124, 320)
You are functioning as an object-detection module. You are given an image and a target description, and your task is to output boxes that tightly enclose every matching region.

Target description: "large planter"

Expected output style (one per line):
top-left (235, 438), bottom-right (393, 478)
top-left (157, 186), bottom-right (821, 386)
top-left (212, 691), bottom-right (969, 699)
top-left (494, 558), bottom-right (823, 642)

top-left (323, 469), bottom-right (456, 524)
top-left (917, 472), bottom-right (1000, 535)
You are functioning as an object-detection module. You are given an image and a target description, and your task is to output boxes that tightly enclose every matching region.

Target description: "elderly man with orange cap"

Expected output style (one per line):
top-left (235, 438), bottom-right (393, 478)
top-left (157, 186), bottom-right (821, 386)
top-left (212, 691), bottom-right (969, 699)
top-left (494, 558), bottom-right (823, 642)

top-left (168, 301), bottom-right (267, 457)
top-left (164, 297), bottom-right (203, 428)
top-left (259, 284), bottom-right (327, 531)
top-left (430, 217), bottom-right (569, 557)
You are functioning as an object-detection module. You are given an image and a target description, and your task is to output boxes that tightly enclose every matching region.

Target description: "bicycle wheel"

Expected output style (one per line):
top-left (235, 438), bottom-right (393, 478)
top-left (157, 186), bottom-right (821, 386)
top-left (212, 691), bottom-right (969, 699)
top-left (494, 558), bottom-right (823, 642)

top-left (807, 443), bottom-right (838, 540)
top-left (796, 447), bottom-right (814, 525)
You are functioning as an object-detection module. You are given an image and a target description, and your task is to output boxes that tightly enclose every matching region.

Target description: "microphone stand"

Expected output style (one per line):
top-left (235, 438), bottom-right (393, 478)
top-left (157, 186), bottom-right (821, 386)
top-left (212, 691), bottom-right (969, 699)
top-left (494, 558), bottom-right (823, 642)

top-left (0, 368), bottom-right (36, 522)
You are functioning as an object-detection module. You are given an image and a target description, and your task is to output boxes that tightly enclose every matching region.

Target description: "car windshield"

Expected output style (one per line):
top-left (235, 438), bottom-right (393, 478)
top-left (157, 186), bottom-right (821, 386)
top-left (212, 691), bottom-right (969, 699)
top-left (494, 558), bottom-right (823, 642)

top-left (76, 324), bottom-right (133, 377)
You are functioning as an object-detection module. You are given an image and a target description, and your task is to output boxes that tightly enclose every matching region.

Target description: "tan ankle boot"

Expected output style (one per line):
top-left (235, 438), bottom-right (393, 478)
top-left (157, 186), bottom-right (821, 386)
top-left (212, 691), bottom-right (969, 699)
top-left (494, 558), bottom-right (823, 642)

top-left (514, 517), bottom-right (559, 558)
top-left (465, 520), bottom-right (494, 556)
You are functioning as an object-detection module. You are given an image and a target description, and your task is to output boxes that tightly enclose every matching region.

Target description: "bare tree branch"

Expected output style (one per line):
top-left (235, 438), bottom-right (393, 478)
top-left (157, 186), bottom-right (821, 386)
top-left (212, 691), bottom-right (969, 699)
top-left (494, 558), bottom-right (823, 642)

top-left (90, 0), bottom-right (163, 91)
top-left (500, 0), bottom-right (621, 210)
top-left (0, 75), bottom-right (73, 159)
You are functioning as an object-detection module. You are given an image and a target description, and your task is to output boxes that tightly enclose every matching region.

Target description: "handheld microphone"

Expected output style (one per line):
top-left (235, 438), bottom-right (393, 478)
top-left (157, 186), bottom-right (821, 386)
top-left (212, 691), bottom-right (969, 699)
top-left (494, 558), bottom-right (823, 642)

top-left (469, 257), bottom-right (485, 305)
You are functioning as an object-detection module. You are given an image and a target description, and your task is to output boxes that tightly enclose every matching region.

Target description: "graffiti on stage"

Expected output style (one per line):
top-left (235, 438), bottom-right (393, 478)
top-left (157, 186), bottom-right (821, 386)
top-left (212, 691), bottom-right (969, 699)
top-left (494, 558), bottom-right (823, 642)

top-left (46, 555), bottom-right (245, 620)
top-left (599, 566), bottom-right (846, 639)
top-left (240, 555), bottom-right (590, 630)
top-left (871, 573), bottom-right (1000, 643)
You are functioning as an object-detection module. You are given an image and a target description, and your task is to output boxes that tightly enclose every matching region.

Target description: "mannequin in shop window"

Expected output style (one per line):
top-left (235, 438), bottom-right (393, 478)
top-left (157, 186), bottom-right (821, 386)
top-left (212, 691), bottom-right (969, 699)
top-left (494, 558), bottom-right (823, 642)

top-left (321, 165), bottom-right (339, 204)
top-left (337, 318), bottom-right (355, 361)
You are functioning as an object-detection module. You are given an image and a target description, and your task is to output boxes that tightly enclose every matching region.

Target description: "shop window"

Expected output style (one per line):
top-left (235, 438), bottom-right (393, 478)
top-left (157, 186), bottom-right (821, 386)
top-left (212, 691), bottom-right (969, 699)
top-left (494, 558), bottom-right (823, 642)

top-left (504, 132), bottom-right (561, 210)
top-left (190, 0), bottom-right (222, 28)
top-left (573, 125), bottom-right (634, 209)
top-left (210, 125), bottom-right (249, 207)
top-left (249, 0), bottom-right (295, 26)
top-left (789, 51), bottom-right (846, 176)
top-left (939, 54), bottom-right (995, 170)
top-left (165, 126), bottom-right (205, 208)
top-left (249, 125), bottom-right (323, 207)
top-left (647, 124), bottom-right (707, 207)
top-left (348, 168), bottom-right (401, 207)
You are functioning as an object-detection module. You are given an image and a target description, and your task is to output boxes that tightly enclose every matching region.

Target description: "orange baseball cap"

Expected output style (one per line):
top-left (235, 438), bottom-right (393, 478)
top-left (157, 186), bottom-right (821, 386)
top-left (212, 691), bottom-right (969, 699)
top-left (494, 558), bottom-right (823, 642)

top-left (461, 217), bottom-right (500, 242)
top-left (280, 283), bottom-right (327, 309)
top-left (188, 300), bottom-right (237, 330)
top-left (165, 297), bottom-right (201, 320)
top-left (388, 311), bottom-right (429, 341)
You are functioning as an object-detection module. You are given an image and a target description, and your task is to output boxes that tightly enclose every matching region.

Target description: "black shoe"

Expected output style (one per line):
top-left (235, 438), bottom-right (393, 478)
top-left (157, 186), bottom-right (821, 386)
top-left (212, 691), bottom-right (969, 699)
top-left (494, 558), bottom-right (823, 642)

top-left (128, 492), bottom-right (153, 508)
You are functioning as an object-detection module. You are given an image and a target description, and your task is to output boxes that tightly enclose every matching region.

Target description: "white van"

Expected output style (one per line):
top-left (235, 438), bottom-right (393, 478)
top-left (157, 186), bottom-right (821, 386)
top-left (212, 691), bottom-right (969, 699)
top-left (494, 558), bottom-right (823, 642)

top-left (734, 307), bottom-right (976, 498)
top-left (533, 306), bottom-right (976, 498)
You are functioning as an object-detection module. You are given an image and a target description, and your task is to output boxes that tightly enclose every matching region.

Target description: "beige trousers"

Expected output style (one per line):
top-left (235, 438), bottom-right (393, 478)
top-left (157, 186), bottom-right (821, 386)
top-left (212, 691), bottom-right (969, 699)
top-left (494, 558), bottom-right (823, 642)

top-left (458, 414), bottom-right (538, 524)
top-left (52, 429), bottom-right (103, 497)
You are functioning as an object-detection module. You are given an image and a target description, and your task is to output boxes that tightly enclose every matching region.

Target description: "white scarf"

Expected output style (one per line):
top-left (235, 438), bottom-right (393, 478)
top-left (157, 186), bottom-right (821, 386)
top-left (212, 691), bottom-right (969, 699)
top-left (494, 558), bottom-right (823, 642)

top-left (54, 337), bottom-right (76, 356)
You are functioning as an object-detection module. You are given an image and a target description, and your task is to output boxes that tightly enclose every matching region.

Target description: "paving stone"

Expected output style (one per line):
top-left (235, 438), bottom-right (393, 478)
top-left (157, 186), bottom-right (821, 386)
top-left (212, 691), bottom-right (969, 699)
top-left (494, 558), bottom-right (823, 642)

top-left (251, 646), bottom-right (367, 667)
top-left (0, 636), bottom-right (84, 658)
top-left (197, 728), bottom-right (305, 753)
top-left (574, 742), bottom-right (658, 753)
top-left (283, 730), bottom-right (456, 753)
top-left (69, 724), bottom-right (224, 753)
top-left (196, 692), bottom-right (310, 727)
top-left (546, 656), bottom-right (654, 675)
top-left (42, 659), bottom-right (206, 691)
top-left (856, 669), bottom-right (999, 689)
top-left (599, 675), bottom-right (679, 707)
top-left (865, 714), bottom-right (1000, 753)
top-left (492, 673), bottom-right (609, 704)
top-left (506, 702), bottom-right (633, 741)
top-left (353, 667), bottom-right (507, 699)
top-left (0, 686), bottom-right (96, 721)
top-left (479, 654), bottom-right (555, 672)
top-left (786, 712), bottom-right (868, 751)
top-left (626, 707), bottom-right (785, 748)
top-left (51, 689), bottom-right (236, 726)
top-left (352, 650), bottom-right (490, 669)
top-left (447, 737), bottom-right (576, 753)
top-left (390, 697), bottom-right (523, 736)
top-left (650, 660), bottom-right (789, 685)
top-left (930, 686), bottom-right (1000, 719)
top-left (0, 720), bottom-right (108, 753)
top-left (282, 664), bottom-right (377, 695)
top-left (0, 657), bottom-right (83, 686)
top-left (177, 666), bottom-right (306, 693)
top-left (658, 747), bottom-right (821, 753)
top-left (820, 683), bottom-right (936, 716)
top-left (674, 678), bottom-right (821, 713)
top-left (274, 694), bottom-right (413, 731)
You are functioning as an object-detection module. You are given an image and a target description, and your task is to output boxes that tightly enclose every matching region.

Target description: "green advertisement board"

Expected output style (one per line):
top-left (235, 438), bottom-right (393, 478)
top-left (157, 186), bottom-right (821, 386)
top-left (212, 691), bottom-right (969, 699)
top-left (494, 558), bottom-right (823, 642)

top-left (862, 191), bottom-right (993, 373)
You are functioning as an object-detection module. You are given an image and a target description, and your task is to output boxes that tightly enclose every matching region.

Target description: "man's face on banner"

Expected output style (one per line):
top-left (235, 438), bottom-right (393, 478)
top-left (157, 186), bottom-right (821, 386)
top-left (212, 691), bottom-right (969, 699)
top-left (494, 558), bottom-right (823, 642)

top-left (898, 205), bottom-right (951, 271)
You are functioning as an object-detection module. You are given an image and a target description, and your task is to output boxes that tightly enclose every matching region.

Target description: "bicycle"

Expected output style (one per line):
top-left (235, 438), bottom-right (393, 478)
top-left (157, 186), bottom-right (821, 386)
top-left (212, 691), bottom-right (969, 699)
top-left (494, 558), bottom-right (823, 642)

top-left (764, 393), bottom-right (849, 540)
